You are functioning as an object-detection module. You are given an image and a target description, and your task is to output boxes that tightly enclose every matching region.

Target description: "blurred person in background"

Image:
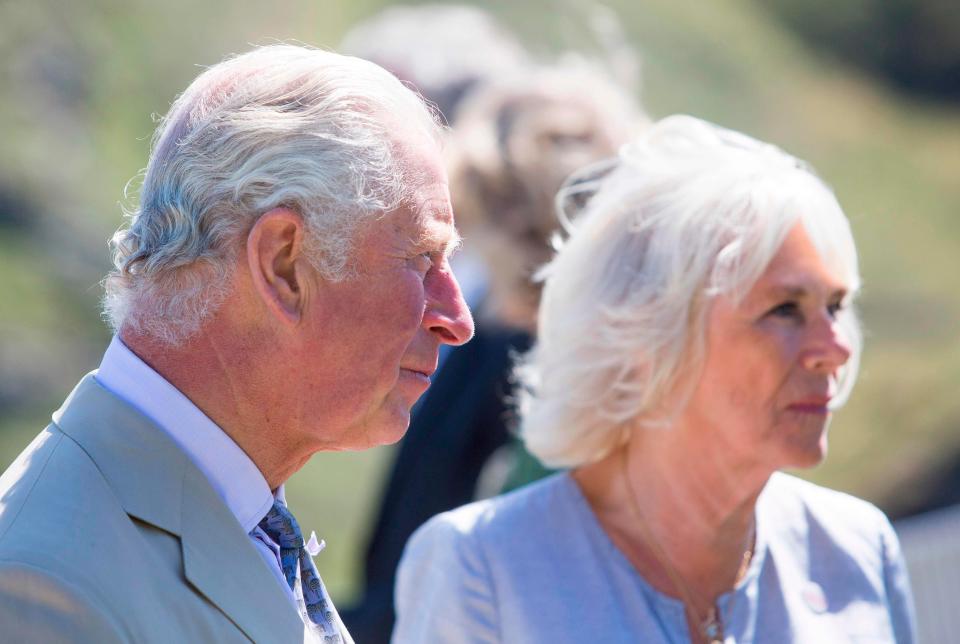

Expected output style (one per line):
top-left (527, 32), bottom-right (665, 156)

top-left (339, 6), bottom-right (645, 641)
top-left (395, 115), bottom-right (916, 643)
top-left (444, 63), bottom-right (643, 496)
top-left (0, 44), bottom-right (473, 643)
top-left (339, 3), bottom-right (533, 312)
top-left (339, 3), bottom-right (531, 126)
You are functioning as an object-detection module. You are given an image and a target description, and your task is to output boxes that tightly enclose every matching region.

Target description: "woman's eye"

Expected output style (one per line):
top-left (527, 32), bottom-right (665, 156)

top-left (827, 300), bottom-right (845, 318)
top-left (768, 302), bottom-right (802, 320)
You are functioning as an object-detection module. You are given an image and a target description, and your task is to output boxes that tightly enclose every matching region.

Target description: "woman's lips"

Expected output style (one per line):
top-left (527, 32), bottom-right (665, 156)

top-left (786, 398), bottom-right (832, 414)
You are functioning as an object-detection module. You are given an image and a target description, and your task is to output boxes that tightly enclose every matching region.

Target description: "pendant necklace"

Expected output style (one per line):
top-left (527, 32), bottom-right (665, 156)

top-left (619, 449), bottom-right (754, 644)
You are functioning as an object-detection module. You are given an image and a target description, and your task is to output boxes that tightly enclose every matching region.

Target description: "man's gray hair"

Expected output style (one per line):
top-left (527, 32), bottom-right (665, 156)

top-left (516, 115), bottom-right (863, 468)
top-left (103, 44), bottom-right (442, 344)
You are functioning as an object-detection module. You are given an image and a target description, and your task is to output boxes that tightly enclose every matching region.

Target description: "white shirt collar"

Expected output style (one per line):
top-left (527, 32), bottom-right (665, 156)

top-left (94, 336), bottom-right (275, 533)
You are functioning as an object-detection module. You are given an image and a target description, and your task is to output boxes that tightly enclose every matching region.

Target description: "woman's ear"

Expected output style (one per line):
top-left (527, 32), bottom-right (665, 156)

top-left (246, 208), bottom-right (311, 325)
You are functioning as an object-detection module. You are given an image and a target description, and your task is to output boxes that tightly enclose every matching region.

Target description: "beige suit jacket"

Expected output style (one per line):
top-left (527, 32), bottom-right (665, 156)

top-left (0, 375), bottom-right (320, 643)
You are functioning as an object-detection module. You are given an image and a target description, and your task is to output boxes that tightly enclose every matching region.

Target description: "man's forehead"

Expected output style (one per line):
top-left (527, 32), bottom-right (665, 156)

top-left (406, 152), bottom-right (456, 239)
top-left (388, 129), bottom-right (460, 244)
top-left (403, 142), bottom-right (449, 197)
top-left (411, 197), bottom-right (460, 249)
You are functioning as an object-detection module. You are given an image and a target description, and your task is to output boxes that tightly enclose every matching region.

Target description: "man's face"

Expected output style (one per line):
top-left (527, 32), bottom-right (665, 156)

top-left (293, 137), bottom-right (474, 451)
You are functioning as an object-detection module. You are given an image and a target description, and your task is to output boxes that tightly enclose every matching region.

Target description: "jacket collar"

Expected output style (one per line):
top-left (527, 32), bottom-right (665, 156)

top-left (53, 374), bottom-right (313, 643)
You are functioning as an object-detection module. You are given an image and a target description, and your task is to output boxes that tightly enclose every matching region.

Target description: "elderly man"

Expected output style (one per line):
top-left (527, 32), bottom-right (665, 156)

top-left (0, 44), bottom-right (472, 643)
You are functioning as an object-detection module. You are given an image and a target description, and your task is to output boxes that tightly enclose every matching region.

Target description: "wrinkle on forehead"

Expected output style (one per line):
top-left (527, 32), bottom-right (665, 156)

top-left (388, 115), bottom-right (446, 178)
top-left (410, 198), bottom-right (462, 256)
top-left (384, 123), bottom-right (460, 254)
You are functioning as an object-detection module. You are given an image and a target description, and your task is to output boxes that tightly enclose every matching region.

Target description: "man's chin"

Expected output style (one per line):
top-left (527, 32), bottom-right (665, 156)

top-left (378, 420), bottom-right (411, 447)
top-left (365, 407), bottom-right (414, 449)
top-left (332, 395), bottom-right (420, 451)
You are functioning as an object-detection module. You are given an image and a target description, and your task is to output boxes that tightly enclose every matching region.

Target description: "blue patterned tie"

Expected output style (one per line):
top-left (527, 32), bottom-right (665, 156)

top-left (258, 501), bottom-right (342, 641)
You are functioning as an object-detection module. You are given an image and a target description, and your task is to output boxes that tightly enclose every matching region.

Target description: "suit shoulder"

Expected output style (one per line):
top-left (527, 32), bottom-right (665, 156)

top-left (0, 559), bottom-right (129, 642)
top-left (0, 426), bottom-right (71, 543)
top-left (0, 424), bottom-right (132, 577)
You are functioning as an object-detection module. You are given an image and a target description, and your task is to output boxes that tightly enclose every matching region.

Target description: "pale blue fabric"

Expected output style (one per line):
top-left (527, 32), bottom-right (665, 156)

top-left (394, 472), bottom-right (916, 643)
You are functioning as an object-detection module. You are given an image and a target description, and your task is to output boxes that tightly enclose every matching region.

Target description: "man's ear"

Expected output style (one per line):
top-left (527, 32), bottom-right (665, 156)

top-left (246, 208), bottom-right (311, 325)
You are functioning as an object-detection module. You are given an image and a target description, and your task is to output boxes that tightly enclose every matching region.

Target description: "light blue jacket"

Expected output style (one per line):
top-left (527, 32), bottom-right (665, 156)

top-left (395, 471), bottom-right (916, 643)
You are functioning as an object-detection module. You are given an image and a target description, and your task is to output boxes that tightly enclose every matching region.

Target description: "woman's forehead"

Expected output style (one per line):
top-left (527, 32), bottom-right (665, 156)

top-left (748, 223), bottom-right (853, 300)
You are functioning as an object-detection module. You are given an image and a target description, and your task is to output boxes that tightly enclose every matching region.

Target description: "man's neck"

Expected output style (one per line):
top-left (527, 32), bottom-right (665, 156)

top-left (119, 325), bottom-right (307, 490)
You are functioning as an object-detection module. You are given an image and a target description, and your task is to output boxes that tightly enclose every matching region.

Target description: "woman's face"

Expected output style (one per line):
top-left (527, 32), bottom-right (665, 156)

top-left (682, 221), bottom-right (854, 472)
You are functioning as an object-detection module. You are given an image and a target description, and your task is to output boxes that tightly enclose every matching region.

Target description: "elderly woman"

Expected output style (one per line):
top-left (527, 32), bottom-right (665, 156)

top-left (393, 116), bottom-right (916, 643)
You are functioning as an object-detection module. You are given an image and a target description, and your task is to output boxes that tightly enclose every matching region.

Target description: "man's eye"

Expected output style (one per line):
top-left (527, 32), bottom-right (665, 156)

top-left (411, 252), bottom-right (434, 275)
top-left (827, 300), bottom-right (845, 318)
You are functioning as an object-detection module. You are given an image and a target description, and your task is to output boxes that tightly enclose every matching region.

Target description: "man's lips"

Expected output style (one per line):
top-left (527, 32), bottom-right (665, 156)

top-left (400, 366), bottom-right (435, 385)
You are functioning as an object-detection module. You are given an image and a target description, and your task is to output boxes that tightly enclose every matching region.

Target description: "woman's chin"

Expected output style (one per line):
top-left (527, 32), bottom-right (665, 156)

top-left (782, 429), bottom-right (830, 471)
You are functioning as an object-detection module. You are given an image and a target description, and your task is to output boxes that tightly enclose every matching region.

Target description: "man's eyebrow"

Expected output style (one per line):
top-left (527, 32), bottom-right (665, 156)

top-left (416, 225), bottom-right (462, 256)
top-left (412, 205), bottom-right (462, 256)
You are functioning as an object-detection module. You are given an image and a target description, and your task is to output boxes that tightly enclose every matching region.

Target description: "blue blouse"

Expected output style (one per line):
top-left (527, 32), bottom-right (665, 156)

top-left (394, 472), bottom-right (915, 643)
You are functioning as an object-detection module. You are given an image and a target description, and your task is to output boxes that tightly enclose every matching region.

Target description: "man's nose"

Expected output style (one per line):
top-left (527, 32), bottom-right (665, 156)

top-left (423, 262), bottom-right (475, 346)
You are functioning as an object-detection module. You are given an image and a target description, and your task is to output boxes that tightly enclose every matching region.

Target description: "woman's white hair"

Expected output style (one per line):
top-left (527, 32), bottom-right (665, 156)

top-left (103, 44), bottom-right (441, 345)
top-left (517, 115), bottom-right (862, 468)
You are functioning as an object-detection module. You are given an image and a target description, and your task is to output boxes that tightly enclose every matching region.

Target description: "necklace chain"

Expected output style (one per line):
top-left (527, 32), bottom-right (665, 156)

top-left (618, 448), bottom-right (754, 644)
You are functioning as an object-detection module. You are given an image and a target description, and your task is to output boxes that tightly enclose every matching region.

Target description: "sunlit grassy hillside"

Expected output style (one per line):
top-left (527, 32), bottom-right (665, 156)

top-left (0, 0), bottom-right (957, 600)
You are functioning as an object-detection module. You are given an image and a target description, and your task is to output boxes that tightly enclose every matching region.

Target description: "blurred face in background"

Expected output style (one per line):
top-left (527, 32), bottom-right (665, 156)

top-left (450, 73), bottom-right (641, 330)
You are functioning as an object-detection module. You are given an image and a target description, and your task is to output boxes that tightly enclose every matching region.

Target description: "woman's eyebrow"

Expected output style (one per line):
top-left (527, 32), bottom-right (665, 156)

top-left (766, 285), bottom-right (809, 299)
top-left (761, 284), bottom-right (848, 301)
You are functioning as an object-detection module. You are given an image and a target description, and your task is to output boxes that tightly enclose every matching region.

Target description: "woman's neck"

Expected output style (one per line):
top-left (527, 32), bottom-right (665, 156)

top-left (573, 430), bottom-right (769, 608)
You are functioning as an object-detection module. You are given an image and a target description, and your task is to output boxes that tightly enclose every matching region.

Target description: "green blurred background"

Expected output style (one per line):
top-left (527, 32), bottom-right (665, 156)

top-left (1, 0), bottom-right (958, 603)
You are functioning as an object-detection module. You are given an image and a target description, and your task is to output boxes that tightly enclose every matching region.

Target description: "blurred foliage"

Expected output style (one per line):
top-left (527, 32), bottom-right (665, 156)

top-left (1, 0), bottom-right (958, 601)
top-left (761, 0), bottom-right (960, 100)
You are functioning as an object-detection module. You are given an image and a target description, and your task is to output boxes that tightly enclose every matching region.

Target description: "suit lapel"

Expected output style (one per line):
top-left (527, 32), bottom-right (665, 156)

top-left (180, 464), bottom-right (309, 643)
top-left (54, 375), bottom-right (313, 643)
top-left (54, 375), bottom-right (186, 535)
